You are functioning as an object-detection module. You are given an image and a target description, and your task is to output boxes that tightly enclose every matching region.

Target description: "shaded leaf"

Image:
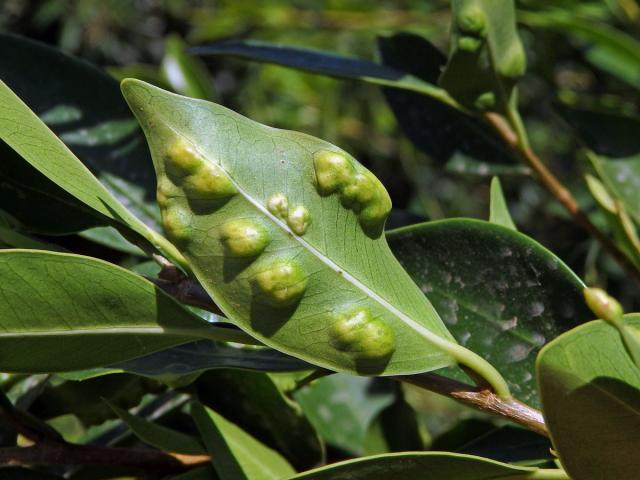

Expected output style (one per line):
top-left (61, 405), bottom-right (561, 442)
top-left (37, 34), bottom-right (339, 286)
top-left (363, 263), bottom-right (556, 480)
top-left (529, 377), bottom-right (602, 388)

top-left (537, 315), bottom-right (640, 479)
top-left (440, 0), bottom-right (526, 112)
top-left (376, 33), bottom-right (520, 167)
top-left (0, 250), bottom-right (252, 373)
top-left (388, 219), bottom-right (592, 406)
top-left (192, 402), bottom-right (294, 480)
top-left (196, 370), bottom-right (323, 470)
top-left (189, 39), bottom-right (448, 101)
top-left (291, 452), bottom-right (547, 480)
top-left (108, 401), bottom-right (206, 455)
top-left (294, 374), bottom-right (395, 454)
top-left (0, 33), bottom-right (160, 234)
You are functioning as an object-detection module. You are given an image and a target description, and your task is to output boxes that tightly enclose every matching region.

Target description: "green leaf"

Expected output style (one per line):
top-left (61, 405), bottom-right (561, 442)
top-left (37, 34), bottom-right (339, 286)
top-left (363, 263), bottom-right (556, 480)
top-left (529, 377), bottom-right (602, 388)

top-left (60, 341), bottom-right (310, 384)
top-left (161, 35), bottom-right (216, 100)
top-left (440, 0), bottom-right (526, 112)
top-left (387, 219), bottom-right (592, 406)
top-left (520, 10), bottom-right (640, 89)
top-left (189, 39), bottom-right (453, 105)
top-left (0, 33), bottom-right (161, 235)
top-left (489, 177), bottom-right (517, 230)
top-left (290, 452), bottom-right (552, 480)
top-left (293, 374), bottom-right (395, 454)
top-left (191, 402), bottom-right (295, 480)
top-left (78, 226), bottom-right (146, 256)
top-left (0, 249), bottom-right (251, 373)
top-left (196, 370), bottom-right (323, 470)
top-left (376, 33), bottom-right (521, 168)
top-left (121, 79), bottom-right (498, 381)
top-left (0, 80), bottom-right (152, 245)
top-left (537, 314), bottom-right (640, 479)
top-left (107, 401), bottom-right (206, 455)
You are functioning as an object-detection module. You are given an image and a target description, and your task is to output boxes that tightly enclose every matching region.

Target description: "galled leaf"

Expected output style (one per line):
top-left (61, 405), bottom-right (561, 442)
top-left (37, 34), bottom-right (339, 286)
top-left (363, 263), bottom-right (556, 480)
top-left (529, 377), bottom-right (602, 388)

top-left (121, 79), bottom-right (482, 378)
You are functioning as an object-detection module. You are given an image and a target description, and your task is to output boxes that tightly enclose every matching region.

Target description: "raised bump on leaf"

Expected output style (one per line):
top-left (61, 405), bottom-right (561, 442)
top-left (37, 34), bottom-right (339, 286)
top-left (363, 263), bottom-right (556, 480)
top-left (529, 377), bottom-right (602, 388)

top-left (166, 137), bottom-right (205, 175)
top-left (253, 261), bottom-right (307, 307)
top-left (266, 193), bottom-right (289, 219)
top-left (313, 150), bottom-right (355, 195)
top-left (474, 91), bottom-right (496, 110)
top-left (458, 36), bottom-right (482, 52)
top-left (180, 162), bottom-right (237, 200)
top-left (328, 309), bottom-right (396, 361)
top-left (219, 219), bottom-right (269, 257)
top-left (287, 205), bottom-right (310, 235)
top-left (457, 1), bottom-right (486, 36)
top-left (162, 206), bottom-right (193, 244)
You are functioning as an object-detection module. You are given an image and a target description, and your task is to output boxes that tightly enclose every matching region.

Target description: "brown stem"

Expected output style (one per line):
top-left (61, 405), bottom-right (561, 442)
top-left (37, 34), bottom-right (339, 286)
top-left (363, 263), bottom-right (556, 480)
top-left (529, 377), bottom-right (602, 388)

top-left (485, 112), bottom-right (640, 287)
top-left (397, 372), bottom-right (548, 437)
top-left (0, 442), bottom-right (209, 474)
top-left (148, 276), bottom-right (224, 315)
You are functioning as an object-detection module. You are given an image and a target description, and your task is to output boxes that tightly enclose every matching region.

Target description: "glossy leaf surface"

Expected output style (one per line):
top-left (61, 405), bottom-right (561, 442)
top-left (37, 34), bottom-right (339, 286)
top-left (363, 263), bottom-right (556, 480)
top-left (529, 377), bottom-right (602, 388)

top-left (189, 39), bottom-right (447, 101)
top-left (388, 219), bottom-right (591, 405)
top-left (122, 79), bottom-right (460, 376)
top-left (192, 402), bottom-right (294, 480)
top-left (0, 33), bottom-right (160, 234)
top-left (537, 315), bottom-right (640, 480)
top-left (440, 0), bottom-right (526, 111)
top-left (376, 33), bottom-right (520, 168)
top-left (291, 452), bottom-right (542, 480)
top-left (0, 250), bottom-right (244, 372)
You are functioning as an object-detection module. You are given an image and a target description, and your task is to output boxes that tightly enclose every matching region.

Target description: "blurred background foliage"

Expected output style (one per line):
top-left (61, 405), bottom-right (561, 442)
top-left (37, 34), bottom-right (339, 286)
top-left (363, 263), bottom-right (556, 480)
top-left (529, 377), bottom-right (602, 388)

top-left (0, 0), bottom-right (639, 465)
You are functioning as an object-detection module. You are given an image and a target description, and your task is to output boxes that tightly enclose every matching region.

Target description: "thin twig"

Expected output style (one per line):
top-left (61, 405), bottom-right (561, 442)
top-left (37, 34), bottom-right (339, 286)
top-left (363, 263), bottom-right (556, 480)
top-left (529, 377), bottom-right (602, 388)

top-left (485, 112), bottom-right (640, 287)
top-left (147, 276), bottom-right (224, 315)
top-left (397, 372), bottom-right (548, 437)
top-left (0, 442), bottom-right (209, 474)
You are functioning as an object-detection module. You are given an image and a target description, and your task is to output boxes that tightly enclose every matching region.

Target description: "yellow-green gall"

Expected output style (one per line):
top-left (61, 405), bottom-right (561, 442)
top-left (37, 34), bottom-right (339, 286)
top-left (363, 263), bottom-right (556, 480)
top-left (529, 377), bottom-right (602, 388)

top-left (584, 288), bottom-right (624, 325)
top-left (457, 1), bottom-right (486, 36)
top-left (219, 219), bottom-right (269, 257)
top-left (181, 162), bottom-right (237, 200)
top-left (162, 206), bottom-right (193, 244)
top-left (341, 173), bottom-right (377, 211)
top-left (253, 261), bottom-right (307, 307)
top-left (313, 150), bottom-right (355, 195)
top-left (474, 91), bottom-right (496, 111)
top-left (287, 205), bottom-right (311, 235)
top-left (498, 45), bottom-right (527, 79)
top-left (166, 137), bottom-right (205, 175)
top-left (266, 193), bottom-right (289, 219)
top-left (458, 35), bottom-right (482, 52)
top-left (329, 309), bottom-right (396, 361)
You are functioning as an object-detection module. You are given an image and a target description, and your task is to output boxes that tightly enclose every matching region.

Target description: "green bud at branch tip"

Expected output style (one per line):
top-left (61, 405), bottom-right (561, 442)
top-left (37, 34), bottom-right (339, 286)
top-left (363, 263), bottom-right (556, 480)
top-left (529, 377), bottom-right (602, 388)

top-left (583, 287), bottom-right (624, 325)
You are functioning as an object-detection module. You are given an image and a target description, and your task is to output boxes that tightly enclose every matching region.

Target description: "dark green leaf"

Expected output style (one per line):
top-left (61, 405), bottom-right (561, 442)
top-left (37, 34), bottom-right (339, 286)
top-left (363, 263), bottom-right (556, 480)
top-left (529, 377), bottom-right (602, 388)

top-left (192, 402), bottom-right (295, 480)
top-left (388, 219), bottom-right (592, 406)
top-left (537, 315), bottom-right (640, 479)
top-left (196, 370), bottom-right (323, 470)
top-left (0, 250), bottom-right (252, 373)
top-left (376, 33), bottom-right (520, 167)
top-left (189, 39), bottom-right (449, 102)
top-left (108, 401), bottom-right (206, 455)
top-left (59, 341), bottom-right (310, 385)
top-left (294, 374), bottom-right (395, 454)
top-left (0, 33), bottom-right (160, 234)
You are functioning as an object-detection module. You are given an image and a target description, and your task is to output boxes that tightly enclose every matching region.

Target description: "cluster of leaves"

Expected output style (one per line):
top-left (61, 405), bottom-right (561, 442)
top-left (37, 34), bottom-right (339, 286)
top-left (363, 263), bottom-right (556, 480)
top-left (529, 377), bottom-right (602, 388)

top-left (0, 0), bottom-right (640, 479)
